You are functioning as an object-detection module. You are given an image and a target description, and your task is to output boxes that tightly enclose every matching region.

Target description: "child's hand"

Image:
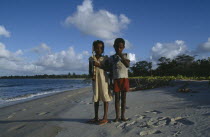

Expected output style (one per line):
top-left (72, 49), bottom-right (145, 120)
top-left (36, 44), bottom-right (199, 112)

top-left (93, 61), bottom-right (100, 67)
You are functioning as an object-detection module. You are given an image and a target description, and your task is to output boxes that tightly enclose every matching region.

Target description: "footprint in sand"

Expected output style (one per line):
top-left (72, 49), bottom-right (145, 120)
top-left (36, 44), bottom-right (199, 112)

top-left (117, 122), bottom-right (127, 129)
top-left (37, 112), bottom-right (50, 116)
top-left (145, 110), bottom-right (162, 114)
top-left (7, 113), bottom-right (16, 119)
top-left (126, 121), bottom-right (136, 127)
top-left (146, 117), bottom-right (171, 128)
top-left (8, 124), bottom-right (25, 131)
top-left (44, 101), bottom-right (55, 105)
top-left (136, 115), bottom-right (146, 120)
top-left (67, 95), bottom-right (72, 97)
top-left (21, 108), bottom-right (27, 111)
top-left (170, 117), bottom-right (194, 125)
top-left (139, 129), bottom-right (161, 136)
top-left (172, 131), bottom-right (182, 136)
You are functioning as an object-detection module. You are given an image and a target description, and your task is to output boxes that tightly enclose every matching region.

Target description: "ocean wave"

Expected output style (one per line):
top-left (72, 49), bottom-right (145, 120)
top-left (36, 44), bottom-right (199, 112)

top-left (0, 84), bottom-right (24, 88)
top-left (4, 90), bottom-right (61, 102)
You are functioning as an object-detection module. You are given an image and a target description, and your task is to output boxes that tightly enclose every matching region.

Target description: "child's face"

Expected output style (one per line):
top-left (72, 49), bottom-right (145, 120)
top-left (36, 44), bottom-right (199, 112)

top-left (94, 43), bottom-right (103, 55)
top-left (115, 42), bottom-right (125, 54)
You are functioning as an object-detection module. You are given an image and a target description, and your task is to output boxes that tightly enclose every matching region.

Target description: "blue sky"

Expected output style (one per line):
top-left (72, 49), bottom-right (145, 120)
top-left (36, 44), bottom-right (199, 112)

top-left (0, 0), bottom-right (210, 76)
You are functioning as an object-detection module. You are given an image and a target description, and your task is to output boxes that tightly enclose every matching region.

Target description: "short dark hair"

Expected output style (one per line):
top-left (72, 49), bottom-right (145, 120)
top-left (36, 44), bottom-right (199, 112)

top-left (113, 38), bottom-right (125, 48)
top-left (92, 40), bottom-right (104, 53)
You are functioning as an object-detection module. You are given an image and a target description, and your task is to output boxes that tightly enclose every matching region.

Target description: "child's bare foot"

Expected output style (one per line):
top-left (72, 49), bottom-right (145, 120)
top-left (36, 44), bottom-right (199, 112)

top-left (98, 119), bottom-right (108, 125)
top-left (113, 118), bottom-right (120, 122)
top-left (86, 118), bottom-right (99, 123)
top-left (121, 117), bottom-right (128, 121)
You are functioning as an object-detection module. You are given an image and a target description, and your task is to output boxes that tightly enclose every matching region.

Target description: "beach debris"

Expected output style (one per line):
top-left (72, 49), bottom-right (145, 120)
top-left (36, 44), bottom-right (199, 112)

top-left (137, 121), bottom-right (149, 128)
top-left (7, 113), bottom-right (16, 119)
top-left (126, 121), bottom-right (136, 127)
top-left (129, 87), bottom-right (137, 91)
top-left (147, 117), bottom-right (170, 127)
top-left (137, 115), bottom-right (146, 120)
top-left (172, 131), bottom-right (181, 136)
top-left (170, 117), bottom-right (194, 125)
top-left (171, 117), bottom-right (184, 122)
top-left (37, 112), bottom-right (50, 116)
top-left (178, 88), bottom-right (191, 93)
top-left (178, 82), bottom-right (192, 93)
top-left (139, 129), bottom-right (161, 136)
top-left (21, 108), bottom-right (27, 111)
top-left (8, 124), bottom-right (25, 131)
top-left (145, 110), bottom-right (162, 114)
top-left (117, 122), bottom-right (127, 129)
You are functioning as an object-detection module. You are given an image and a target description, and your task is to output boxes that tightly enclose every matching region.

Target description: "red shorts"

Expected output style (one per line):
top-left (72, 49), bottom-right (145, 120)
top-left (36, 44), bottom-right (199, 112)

top-left (114, 78), bottom-right (129, 92)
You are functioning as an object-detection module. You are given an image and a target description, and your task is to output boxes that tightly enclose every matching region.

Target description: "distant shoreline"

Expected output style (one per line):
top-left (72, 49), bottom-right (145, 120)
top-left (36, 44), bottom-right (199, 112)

top-left (0, 77), bottom-right (88, 80)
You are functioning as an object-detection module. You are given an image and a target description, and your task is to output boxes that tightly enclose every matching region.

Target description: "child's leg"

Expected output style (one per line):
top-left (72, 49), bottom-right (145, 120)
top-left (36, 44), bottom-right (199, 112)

top-left (98, 102), bottom-right (109, 125)
top-left (103, 102), bottom-right (109, 120)
top-left (94, 102), bottom-right (99, 120)
top-left (121, 90), bottom-right (127, 121)
top-left (87, 102), bottom-right (99, 123)
top-left (114, 92), bottom-right (120, 121)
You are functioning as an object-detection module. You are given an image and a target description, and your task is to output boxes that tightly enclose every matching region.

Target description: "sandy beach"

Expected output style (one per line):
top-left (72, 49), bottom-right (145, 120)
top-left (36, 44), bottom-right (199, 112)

top-left (0, 81), bottom-right (210, 137)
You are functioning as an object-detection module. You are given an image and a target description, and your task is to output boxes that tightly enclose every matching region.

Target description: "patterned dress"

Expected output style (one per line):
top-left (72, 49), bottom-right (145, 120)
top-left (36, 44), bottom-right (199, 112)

top-left (89, 55), bottom-right (112, 102)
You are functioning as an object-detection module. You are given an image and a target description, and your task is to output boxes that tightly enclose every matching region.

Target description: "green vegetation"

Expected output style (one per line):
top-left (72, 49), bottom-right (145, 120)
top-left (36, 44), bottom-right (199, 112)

top-left (0, 73), bottom-right (89, 79)
top-left (129, 77), bottom-right (172, 90)
top-left (129, 54), bottom-right (210, 79)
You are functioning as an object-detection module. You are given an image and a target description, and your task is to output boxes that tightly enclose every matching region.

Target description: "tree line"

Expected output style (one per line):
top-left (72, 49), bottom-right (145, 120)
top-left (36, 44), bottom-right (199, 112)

top-left (0, 73), bottom-right (89, 79)
top-left (129, 54), bottom-right (210, 77)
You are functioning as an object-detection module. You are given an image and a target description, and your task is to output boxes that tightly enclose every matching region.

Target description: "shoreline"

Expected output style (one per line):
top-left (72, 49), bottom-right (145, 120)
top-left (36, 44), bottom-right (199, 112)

top-left (0, 81), bottom-right (210, 137)
top-left (0, 78), bottom-right (91, 109)
top-left (0, 86), bottom-right (91, 109)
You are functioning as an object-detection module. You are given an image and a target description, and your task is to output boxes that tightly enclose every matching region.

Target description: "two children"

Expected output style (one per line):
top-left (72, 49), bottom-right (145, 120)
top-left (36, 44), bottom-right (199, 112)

top-left (88, 38), bottom-right (130, 125)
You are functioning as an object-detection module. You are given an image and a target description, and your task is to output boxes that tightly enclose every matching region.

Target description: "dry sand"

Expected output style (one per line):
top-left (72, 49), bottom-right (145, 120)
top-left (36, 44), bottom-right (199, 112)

top-left (0, 81), bottom-right (210, 137)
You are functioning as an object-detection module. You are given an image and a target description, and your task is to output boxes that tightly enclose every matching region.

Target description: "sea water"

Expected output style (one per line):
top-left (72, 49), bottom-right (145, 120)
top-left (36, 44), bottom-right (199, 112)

top-left (0, 79), bottom-right (91, 108)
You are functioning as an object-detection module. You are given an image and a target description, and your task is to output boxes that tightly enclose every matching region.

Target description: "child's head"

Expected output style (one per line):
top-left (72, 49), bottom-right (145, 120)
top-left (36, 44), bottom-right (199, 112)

top-left (93, 40), bottom-right (104, 55)
top-left (113, 38), bottom-right (125, 54)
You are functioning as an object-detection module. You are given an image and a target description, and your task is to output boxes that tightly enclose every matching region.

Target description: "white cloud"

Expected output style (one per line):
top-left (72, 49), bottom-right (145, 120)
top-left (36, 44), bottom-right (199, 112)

top-left (31, 43), bottom-right (51, 54)
top-left (151, 40), bottom-right (187, 60)
top-left (35, 47), bottom-right (89, 72)
top-left (109, 51), bottom-right (115, 55)
top-left (0, 43), bottom-right (89, 75)
top-left (0, 42), bottom-right (43, 75)
top-left (64, 0), bottom-right (130, 40)
top-left (0, 42), bottom-right (22, 61)
top-left (0, 58), bottom-right (43, 74)
top-left (0, 25), bottom-right (10, 37)
top-left (128, 53), bottom-right (136, 63)
top-left (196, 37), bottom-right (210, 53)
top-left (15, 50), bottom-right (23, 55)
top-left (82, 51), bottom-right (90, 56)
top-left (150, 40), bottom-right (188, 68)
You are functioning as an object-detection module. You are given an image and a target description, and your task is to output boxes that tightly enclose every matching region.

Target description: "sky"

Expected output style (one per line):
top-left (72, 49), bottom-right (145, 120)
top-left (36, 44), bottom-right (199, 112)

top-left (0, 0), bottom-right (210, 76)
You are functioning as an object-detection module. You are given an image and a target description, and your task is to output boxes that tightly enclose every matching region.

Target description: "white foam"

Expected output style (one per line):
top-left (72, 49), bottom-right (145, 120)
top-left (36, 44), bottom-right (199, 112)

top-left (4, 90), bottom-right (62, 102)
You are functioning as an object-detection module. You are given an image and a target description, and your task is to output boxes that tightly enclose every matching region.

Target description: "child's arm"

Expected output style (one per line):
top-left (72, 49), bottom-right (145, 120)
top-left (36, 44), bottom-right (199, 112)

top-left (89, 59), bottom-right (93, 78)
top-left (118, 53), bottom-right (130, 68)
top-left (108, 57), bottom-right (114, 90)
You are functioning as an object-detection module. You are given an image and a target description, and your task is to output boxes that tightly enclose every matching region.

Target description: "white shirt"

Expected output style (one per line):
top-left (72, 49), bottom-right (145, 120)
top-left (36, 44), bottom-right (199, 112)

top-left (109, 53), bottom-right (130, 79)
